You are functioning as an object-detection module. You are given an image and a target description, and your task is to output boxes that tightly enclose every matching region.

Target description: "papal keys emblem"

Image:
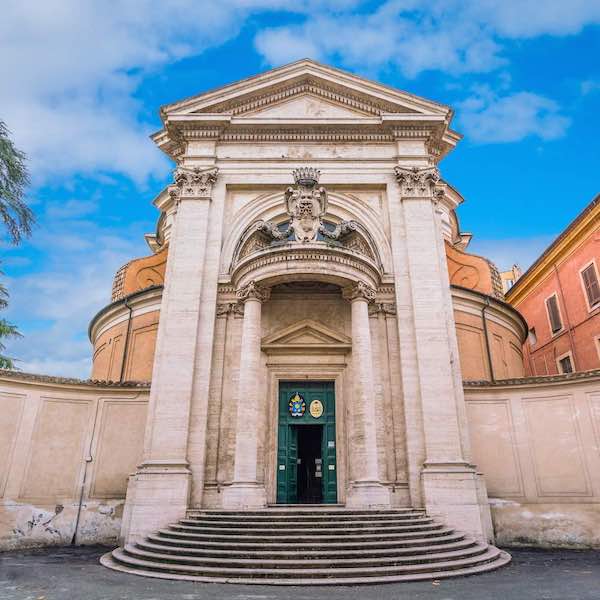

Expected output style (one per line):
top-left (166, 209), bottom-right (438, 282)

top-left (288, 393), bottom-right (306, 417)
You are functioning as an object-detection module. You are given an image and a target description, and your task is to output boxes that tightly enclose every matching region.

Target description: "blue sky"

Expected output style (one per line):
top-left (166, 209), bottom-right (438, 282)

top-left (2, 1), bottom-right (599, 377)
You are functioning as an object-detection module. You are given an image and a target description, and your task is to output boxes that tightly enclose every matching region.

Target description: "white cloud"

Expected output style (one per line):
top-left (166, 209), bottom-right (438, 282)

top-left (4, 213), bottom-right (151, 378)
top-left (0, 0), bottom-right (329, 185)
top-left (255, 0), bottom-right (600, 78)
top-left (457, 88), bottom-right (571, 143)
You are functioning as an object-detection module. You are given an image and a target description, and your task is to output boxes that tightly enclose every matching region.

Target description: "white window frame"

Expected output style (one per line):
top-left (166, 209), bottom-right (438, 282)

top-left (544, 291), bottom-right (564, 337)
top-left (556, 350), bottom-right (575, 374)
top-left (579, 259), bottom-right (600, 313)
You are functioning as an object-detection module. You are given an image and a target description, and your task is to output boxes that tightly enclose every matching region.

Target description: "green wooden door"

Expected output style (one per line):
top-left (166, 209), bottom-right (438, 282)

top-left (277, 381), bottom-right (337, 504)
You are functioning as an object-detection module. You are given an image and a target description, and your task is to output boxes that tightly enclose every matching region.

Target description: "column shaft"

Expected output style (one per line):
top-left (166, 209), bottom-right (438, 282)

top-left (222, 281), bottom-right (269, 508)
top-left (344, 283), bottom-right (390, 508)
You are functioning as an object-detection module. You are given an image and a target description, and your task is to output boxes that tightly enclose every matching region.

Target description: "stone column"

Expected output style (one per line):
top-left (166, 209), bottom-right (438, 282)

top-left (394, 165), bottom-right (492, 541)
top-left (222, 281), bottom-right (270, 508)
top-left (343, 282), bottom-right (391, 507)
top-left (120, 166), bottom-right (218, 543)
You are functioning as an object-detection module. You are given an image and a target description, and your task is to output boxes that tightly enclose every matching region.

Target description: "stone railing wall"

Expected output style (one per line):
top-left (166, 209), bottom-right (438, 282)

top-left (464, 370), bottom-right (600, 548)
top-left (2, 368), bottom-right (599, 549)
top-left (0, 371), bottom-right (149, 550)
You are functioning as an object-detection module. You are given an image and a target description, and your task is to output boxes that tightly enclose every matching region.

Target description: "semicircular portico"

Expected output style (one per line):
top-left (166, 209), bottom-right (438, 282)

top-left (230, 241), bottom-right (382, 291)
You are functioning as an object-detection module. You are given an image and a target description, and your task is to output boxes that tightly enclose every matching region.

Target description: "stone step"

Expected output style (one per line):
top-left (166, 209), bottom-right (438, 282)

top-left (126, 542), bottom-right (488, 569)
top-left (148, 529), bottom-right (465, 550)
top-left (101, 507), bottom-right (510, 585)
top-left (136, 537), bottom-right (479, 560)
top-left (108, 545), bottom-right (505, 579)
top-left (183, 511), bottom-right (427, 523)
top-left (187, 507), bottom-right (419, 517)
top-left (101, 549), bottom-right (511, 585)
top-left (167, 521), bottom-right (444, 536)
top-left (156, 526), bottom-right (456, 544)
top-left (178, 516), bottom-right (434, 529)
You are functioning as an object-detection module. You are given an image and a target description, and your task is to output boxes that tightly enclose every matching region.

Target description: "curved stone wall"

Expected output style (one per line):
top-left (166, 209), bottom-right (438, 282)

top-left (0, 371), bottom-right (149, 550)
top-left (2, 368), bottom-right (598, 550)
top-left (464, 370), bottom-right (600, 548)
top-left (453, 286), bottom-right (528, 381)
top-left (89, 287), bottom-right (162, 382)
top-left (90, 284), bottom-right (527, 383)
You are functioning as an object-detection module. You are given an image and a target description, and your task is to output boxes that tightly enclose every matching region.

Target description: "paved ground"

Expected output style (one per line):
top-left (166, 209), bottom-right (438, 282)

top-left (1, 545), bottom-right (599, 600)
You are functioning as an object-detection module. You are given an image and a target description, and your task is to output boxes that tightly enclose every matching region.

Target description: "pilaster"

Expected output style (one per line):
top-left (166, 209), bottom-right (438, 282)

top-left (394, 165), bottom-right (493, 541)
top-left (120, 166), bottom-right (218, 543)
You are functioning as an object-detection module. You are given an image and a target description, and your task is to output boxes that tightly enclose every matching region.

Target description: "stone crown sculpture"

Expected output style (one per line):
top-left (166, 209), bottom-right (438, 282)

top-left (257, 168), bottom-right (357, 243)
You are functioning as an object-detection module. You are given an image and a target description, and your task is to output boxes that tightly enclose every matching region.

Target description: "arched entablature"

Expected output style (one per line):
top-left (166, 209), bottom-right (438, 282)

top-left (221, 189), bottom-right (392, 276)
top-left (231, 242), bottom-right (383, 292)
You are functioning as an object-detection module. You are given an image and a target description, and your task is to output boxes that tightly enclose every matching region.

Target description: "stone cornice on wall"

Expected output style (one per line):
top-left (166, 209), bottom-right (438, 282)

top-left (0, 369), bottom-right (150, 390)
top-left (506, 194), bottom-right (600, 306)
top-left (464, 368), bottom-right (600, 389)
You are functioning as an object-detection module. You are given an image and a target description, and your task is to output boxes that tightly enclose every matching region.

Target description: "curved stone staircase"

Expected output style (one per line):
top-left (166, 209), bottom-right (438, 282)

top-left (101, 508), bottom-right (510, 585)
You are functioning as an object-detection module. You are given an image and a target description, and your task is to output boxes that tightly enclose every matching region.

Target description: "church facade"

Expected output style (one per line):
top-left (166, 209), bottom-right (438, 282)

top-left (100, 61), bottom-right (524, 543)
top-left (2, 60), bottom-right (599, 583)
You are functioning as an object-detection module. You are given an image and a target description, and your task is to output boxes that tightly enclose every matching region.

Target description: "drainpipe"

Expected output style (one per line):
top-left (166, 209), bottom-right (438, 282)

top-left (71, 400), bottom-right (100, 545)
top-left (119, 297), bottom-right (134, 383)
top-left (553, 263), bottom-right (579, 370)
top-left (482, 297), bottom-right (495, 382)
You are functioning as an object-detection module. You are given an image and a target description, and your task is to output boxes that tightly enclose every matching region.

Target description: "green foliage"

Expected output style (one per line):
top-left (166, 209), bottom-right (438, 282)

top-left (0, 120), bottom-right (35, 244)
top-left (0, 317), bottom-right (21, 369)
top-left (0, 120), bottom-right (34, 369)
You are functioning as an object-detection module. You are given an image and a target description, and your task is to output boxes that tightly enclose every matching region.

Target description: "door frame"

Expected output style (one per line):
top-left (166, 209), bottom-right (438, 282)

top-left (265, 366), bottom-right (347, 505)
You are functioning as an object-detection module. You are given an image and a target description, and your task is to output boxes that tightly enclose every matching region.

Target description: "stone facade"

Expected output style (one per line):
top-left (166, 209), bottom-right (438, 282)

top-left (117, 59), bottom-right (502, 544)
top-left (3, 60), bottom-right (598, 554)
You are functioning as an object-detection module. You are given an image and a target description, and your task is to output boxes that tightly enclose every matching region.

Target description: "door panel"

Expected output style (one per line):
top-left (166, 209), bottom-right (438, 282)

top-left (277, 381), bottom-right (337, 504)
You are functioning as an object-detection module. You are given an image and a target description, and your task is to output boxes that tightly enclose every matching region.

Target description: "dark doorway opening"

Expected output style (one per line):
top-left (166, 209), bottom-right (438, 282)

top-left (296, 425), bottom-right (323, 503)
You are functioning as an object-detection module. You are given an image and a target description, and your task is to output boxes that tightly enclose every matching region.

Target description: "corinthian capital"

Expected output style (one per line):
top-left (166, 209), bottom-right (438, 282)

top-left (394, 166), bottom-right (440, 198)
top-left (171, 166), bottom-right (218, 199)
top-left (342, 281), bottom-right (377, 303)
top-left (236, 280), bottom-right (271, 304)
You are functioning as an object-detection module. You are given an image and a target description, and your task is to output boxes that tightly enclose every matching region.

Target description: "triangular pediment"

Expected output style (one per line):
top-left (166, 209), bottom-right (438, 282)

top-left (262, 319), bottom-right (351, 353)
top-left (162, 59), bottom-right (450, 118)
top-left (241, 93), bottom-right (373, 119)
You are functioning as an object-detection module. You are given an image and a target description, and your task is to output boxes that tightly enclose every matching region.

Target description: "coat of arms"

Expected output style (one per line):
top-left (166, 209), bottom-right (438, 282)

top-left (288, 393), bottom-right (306, 417)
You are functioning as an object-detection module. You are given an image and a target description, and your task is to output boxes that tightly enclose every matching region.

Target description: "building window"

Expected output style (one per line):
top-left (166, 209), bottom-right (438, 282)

top-left (546, 294), bottom-right (563, 334)
top-left (557, 353), bottom-right (574, 374)
top-left (581, 262), bottom-right (600, 309)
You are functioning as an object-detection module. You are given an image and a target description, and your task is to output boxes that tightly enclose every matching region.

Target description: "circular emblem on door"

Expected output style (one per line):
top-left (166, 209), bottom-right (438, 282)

top-left (288, 393), bottom-right (306, 417)
top-left (309, 399), bottom-right (324, 418)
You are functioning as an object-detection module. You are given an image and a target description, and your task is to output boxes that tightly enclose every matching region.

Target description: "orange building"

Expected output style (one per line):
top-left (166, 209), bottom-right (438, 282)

top-left (506, 195), bottom-right (600, 375)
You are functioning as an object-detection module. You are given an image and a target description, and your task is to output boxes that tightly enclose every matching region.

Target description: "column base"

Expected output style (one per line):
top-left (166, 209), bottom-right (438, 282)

top-left (120, 463), bottom-right (191, 545)
top-left (221, 482), bottom-right (267, 509)
top-left (346, 481), bottom-right (391, 508)
top-left (421, 462), bottom-right (494, 543)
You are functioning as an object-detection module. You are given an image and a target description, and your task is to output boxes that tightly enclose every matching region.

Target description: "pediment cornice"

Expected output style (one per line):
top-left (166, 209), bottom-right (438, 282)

top-left (152, 59), bottom-right (460, 161)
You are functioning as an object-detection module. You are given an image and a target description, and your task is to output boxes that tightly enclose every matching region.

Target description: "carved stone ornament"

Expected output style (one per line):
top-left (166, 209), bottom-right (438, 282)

top-left (171, 166), bottom-right (218, 199)
top-left (368, 302), bottom-right (397, 316)
top-left (394, 166), bottom-right (440, 198)
top-left (342, 281), bottom-right (377, 303)
top-left (236, 280), bottom-right (271, 303)
top-left (258, 169), bottom-right (358, 244)
top-left (216, 302), bottom-right (245, 317)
